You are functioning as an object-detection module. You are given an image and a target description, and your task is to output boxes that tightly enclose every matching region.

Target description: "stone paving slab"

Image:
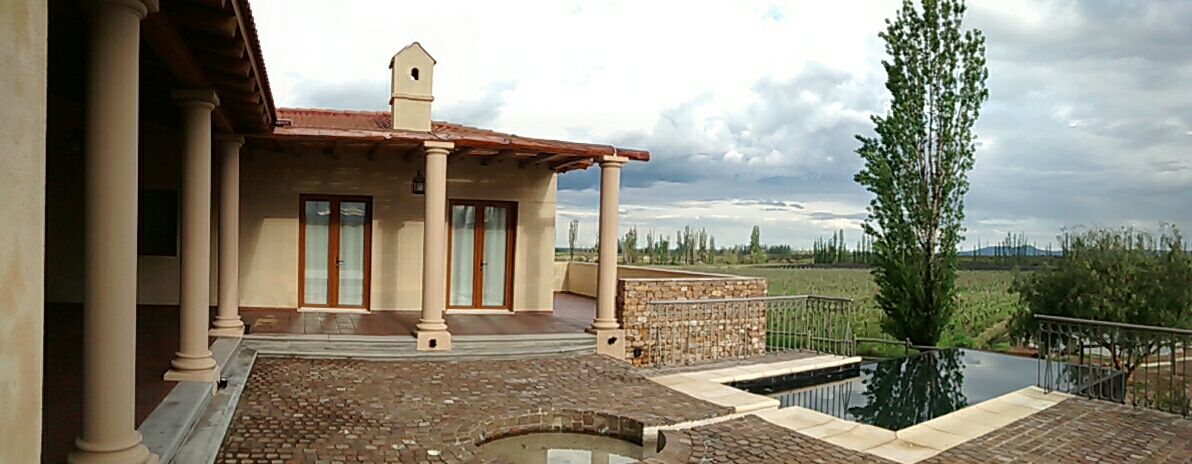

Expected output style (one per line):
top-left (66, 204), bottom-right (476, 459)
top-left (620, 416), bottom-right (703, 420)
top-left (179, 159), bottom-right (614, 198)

top-left (648, 354), bottom-right (859, 413)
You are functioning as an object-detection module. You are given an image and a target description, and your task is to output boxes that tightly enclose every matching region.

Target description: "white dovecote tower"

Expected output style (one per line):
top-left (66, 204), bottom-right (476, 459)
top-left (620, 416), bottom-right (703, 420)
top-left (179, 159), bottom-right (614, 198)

top-left (389, 42), bottom-right (436, 132)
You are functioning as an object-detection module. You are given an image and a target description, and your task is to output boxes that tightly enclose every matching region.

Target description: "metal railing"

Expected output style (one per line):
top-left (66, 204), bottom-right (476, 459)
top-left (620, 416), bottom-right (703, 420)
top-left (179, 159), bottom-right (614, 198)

top-left (765, 296), bottom-right (855, 356)
top-left (1036, 315), bottom-right (1191, 416)
top-left (643, 295), bottom-right (855, 367)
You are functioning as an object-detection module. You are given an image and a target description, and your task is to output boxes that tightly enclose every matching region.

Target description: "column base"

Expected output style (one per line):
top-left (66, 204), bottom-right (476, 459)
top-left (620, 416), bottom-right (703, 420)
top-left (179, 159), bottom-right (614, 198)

top-left (589, 319), bottom-right (619, 331)
top-left (164, 352), bottom-right (219, 383)
top-left (163, 366), bottom-right (219, 383)
top-left (416, 330), bottom-right (452, 351)
top-left (208, 322), bottom-right (245, 338)
top-left (69, 436), bottom-right (158, 464)
top-left (590, 328), bottom-right (626, 359)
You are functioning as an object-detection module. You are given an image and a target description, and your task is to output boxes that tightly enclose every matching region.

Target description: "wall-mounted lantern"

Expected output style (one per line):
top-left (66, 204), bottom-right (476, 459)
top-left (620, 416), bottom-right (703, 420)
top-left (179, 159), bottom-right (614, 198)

top-left (412, 170), bottom-right (426, 195)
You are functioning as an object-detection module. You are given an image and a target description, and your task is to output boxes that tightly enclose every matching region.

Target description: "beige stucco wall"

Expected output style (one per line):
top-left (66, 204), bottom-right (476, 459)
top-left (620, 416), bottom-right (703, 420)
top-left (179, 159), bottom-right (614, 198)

top-left (239, 149), bottom-right (557, 311)
top-left (0, 0), bottom-right (47, 460)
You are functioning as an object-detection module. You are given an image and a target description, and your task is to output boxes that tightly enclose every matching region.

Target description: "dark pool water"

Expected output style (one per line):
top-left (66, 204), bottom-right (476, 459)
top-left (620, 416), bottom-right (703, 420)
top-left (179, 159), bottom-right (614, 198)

top-left (730, 348), bottom-right (1040, 430)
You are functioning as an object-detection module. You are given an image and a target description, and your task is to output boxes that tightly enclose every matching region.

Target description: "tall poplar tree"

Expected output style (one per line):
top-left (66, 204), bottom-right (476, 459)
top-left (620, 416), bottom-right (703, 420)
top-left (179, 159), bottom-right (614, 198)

top-left (568, 219), bottom-right (580, 261)
top-left (854, 0), bottom-right (988, 345)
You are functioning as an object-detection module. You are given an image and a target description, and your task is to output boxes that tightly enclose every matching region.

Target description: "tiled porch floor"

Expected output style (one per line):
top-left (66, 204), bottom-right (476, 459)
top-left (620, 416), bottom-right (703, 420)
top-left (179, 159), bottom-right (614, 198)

top-left (42, 304), bottom-right (186, 464)
top-left (240, 292), bottom-right (595, 336)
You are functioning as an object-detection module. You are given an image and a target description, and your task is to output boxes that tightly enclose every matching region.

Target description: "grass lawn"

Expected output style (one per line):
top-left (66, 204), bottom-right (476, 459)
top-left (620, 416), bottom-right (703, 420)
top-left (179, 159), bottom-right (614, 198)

top-left (678, 265), bottom-right (1021, 353)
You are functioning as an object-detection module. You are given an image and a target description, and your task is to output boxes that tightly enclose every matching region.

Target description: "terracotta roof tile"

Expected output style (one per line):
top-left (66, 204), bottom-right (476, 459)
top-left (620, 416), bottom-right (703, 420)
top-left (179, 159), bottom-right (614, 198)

top-left (273, 107), bottom-right (650, 162)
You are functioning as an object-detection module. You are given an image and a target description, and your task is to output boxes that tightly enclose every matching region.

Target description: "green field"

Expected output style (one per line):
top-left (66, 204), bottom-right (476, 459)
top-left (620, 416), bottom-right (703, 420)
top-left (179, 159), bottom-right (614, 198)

top-left (679, 265), bottom-right (1021, 354)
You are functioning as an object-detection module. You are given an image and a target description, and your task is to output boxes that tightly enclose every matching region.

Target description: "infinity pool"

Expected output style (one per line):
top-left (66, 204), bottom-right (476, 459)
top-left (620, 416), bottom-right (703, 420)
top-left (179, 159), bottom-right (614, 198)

top-left (730, 348), bottom-right (1040, 430)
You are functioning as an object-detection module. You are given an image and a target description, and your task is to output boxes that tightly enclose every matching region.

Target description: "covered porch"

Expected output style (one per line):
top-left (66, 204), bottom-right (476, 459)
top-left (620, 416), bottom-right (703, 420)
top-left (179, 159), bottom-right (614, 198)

top-left (240, 292), bottom-right (595, 336)
top-left (40, 0), bottom-right (646, 460)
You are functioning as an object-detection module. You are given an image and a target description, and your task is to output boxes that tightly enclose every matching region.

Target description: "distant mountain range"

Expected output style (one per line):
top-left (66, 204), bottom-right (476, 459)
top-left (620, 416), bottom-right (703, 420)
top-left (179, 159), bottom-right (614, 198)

top-left (958, 245), bottom-right (1063, 257)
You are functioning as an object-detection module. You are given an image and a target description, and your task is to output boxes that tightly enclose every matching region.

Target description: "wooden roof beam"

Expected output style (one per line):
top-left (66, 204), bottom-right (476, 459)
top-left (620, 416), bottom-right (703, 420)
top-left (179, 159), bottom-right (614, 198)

top-left (367, 143), bottom-right (385, 160)
top-left (169, 2), bottom-right (238, 37)
top-left (228, 0), bottom-right (273, 128)
top-left (549, 157), bottom-right (590, 171)
top-left (447, 147), bottom-right (475, 162)
top-left (481, 150), bottom-right (516, 166)
top-left (142, 15), bottom-right (210, 87)
top-left (519, 153), bottom-right (568, 168)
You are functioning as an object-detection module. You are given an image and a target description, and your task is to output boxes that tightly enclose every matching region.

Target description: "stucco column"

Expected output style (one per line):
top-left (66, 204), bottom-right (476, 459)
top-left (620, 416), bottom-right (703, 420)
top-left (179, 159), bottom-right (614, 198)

top-left (591, 156), bottom-right (629, 358)
top-left (164, 89), bottom-right (220, 383)
top-left (416, 141), bottom-right (453, 351)
top-left (70, 0), bottom-right (159, 463)
top-left (593, 156), bottom-right (627, 330)
top-left (210, 135), bottom-right (244, 337)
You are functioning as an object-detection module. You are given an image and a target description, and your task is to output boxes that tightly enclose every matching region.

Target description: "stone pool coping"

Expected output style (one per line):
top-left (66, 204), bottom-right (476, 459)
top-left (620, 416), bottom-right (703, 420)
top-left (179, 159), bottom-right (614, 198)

top-left (649, 356), bottom-right (1075, 464)
top-left (648, 354), bottom-right (863, 412)
top-left (755, 386), bottom-right (1072, 463)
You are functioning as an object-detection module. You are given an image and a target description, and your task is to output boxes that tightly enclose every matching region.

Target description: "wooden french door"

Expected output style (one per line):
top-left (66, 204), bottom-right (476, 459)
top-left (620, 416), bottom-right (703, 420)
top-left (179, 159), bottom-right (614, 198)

top-left (448, 200), bottom-right (517, 310)
top-left (299, 194), bottom-right (372, 309)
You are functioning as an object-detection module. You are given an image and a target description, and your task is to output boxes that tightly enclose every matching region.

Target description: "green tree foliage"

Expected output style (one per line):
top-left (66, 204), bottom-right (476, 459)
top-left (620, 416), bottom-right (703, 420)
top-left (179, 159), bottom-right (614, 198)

top-left (568, 219), bottom-right (579, 261)
top-left (1012, 226), bottom-right (1192, 375)
top-left (620, 226), bottom-right (639, 264)
top-left (749, 225), bottom-right (766, 263)
top-left (854, 0), bottom-right (988, 345)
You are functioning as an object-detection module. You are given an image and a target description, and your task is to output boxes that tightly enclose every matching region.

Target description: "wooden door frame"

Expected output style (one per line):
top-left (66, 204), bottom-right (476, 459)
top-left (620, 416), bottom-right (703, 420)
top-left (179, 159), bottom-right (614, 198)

top-left (446, 199), bottom-right (518, 310)
top-left (298, 194), bottom-right (373, 310)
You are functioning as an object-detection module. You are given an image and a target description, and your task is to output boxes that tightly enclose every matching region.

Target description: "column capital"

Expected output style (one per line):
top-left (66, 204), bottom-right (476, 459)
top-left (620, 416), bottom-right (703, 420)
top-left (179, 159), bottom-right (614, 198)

top-left (215, 134), bottom-right (245, 147)
top-left (423, 140), bottom-right (455, 155)
top-left (599, 155), bottom-right (629, 168)
top-left (86, 0), bottom-right (160, 18)
top-left (172, 89), bottom-right (220, 109)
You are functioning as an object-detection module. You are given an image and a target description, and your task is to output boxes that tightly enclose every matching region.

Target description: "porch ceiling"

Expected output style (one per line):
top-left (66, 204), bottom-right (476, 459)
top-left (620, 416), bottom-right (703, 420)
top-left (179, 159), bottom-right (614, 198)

top-left (141, 0), bottom-right (277, 133)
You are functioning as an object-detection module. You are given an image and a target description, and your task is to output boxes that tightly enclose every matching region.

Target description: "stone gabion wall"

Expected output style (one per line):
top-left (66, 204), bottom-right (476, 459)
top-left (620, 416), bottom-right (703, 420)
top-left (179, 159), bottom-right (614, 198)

top-left (617, 277), bottom-right (767, 367)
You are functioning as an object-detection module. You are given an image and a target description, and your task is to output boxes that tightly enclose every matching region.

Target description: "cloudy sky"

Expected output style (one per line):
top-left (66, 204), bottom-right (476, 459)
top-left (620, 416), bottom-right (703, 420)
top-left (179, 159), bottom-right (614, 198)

top-left (253, 0), bottom-right (1192, 249)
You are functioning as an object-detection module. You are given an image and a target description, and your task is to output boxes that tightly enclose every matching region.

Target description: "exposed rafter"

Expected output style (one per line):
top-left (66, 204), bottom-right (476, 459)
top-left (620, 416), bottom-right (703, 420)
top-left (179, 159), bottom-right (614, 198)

top-left (519, 153), bottom-right (568, 168)
top-left (549, 157), bottom-right (590, 171)
top-left (481, 150), bottom-right (517, 166)
top-left (447, 147), bottom-right (475, 162)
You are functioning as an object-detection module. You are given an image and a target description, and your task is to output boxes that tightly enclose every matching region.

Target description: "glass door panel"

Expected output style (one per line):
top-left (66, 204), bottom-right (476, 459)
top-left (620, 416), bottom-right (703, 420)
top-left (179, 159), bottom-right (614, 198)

top-left (301, 196), bottom-right (371, 308)
top-left (449, 205), bottom-right (476, 306)
top-left (303, 200), bottom-right (331, 305)
top-left (449, 201), bottom-right (515, 309)
top-left (337, 201), bottom-right (367, 306)
top-left (481, 206), bottom-right (509, 307)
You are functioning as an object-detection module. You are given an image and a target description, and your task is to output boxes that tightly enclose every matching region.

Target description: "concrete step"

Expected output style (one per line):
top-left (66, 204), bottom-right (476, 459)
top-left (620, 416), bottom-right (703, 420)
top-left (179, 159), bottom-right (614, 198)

top-left (242, 332), bottom-right (597, 360)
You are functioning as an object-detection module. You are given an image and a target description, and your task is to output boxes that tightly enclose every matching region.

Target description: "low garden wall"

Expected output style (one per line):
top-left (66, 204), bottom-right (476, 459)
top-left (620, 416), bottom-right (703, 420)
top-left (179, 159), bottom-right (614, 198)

top-left (553, 262), bottom-right (768, 366)
top-left (618, 276), bottom-right (767, 366)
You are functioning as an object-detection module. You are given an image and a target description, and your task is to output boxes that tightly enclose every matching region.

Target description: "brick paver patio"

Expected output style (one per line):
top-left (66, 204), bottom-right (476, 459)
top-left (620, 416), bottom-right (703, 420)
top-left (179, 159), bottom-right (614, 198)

top-left (218, 354), bottom-right (1192, 463)
top-left (217, 354), bottom-right (731, 463)
top-left (673, 399), bottom-right (1192, 463)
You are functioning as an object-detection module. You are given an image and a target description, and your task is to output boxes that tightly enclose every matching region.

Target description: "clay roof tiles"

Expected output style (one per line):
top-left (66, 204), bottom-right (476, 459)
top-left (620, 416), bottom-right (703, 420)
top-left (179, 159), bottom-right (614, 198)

top-left (273, 108), bottom-right (650, 162)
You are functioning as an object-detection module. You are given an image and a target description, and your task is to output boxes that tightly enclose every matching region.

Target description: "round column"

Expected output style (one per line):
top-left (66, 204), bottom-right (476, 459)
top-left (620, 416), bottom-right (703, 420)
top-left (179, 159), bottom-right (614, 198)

top-left (592, 156), bottom-right (627, 330)
top-left (71, 0), bottom-right (159, 463)
top-left (416, 141), bottom-right (453, 350)
top-left (164, 89), bottom-right (220, 383)
top-left (211, 135), bottom-right (244, 337)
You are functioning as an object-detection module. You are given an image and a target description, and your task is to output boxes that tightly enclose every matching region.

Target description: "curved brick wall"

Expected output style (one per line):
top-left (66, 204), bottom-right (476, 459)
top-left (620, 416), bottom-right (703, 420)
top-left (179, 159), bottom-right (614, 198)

top-left (466, 409), bottom-right (697, 463)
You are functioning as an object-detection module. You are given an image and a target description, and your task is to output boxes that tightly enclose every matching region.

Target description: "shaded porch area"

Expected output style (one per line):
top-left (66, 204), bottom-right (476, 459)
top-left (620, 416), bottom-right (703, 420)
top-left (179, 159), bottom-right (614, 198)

top-left (240, 292), bottom-right (595, 336)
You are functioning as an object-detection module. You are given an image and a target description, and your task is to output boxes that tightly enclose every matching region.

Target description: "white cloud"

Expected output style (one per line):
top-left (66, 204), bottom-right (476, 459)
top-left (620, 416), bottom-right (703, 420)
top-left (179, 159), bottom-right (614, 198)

top-left (251, 0), bottom-right (1192, 249)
